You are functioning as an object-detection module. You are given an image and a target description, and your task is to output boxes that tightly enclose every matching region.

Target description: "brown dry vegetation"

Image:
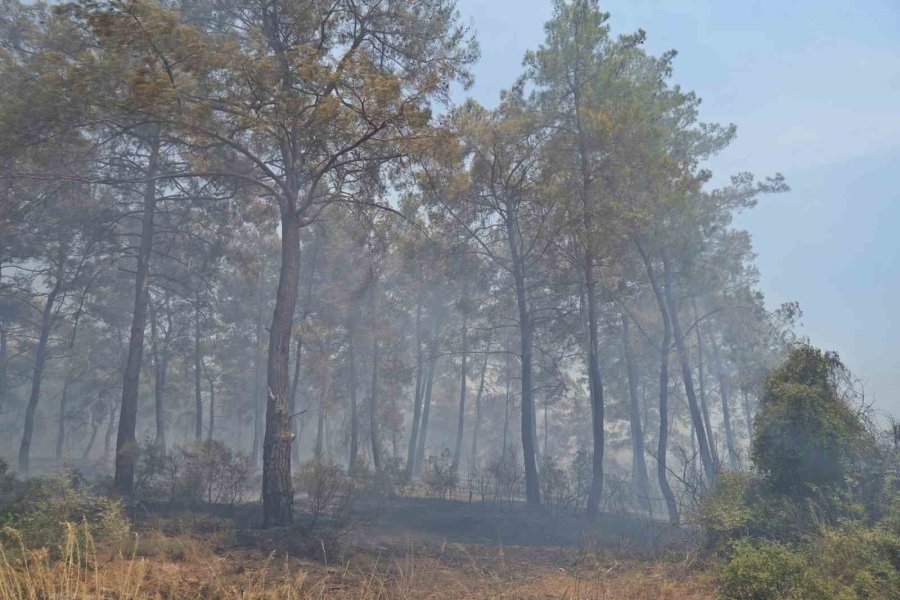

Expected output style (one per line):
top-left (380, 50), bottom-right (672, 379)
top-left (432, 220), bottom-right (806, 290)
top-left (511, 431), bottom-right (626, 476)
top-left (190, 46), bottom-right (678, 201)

top-left (0, 515), bottom-right (715, 600)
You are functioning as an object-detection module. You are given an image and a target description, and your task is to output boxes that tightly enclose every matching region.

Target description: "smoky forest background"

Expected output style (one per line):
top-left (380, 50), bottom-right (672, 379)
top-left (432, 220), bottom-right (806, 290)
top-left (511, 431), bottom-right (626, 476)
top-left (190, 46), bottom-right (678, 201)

top-left (0, 2), bottom-right (898, 599)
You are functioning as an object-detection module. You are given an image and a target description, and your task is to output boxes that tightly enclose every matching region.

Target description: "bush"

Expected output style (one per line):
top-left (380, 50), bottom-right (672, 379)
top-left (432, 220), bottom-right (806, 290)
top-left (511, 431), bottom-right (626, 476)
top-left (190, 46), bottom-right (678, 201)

top-left (716, 539), bottom-right (822, 600)
top-left (295, 459), bottom-right (354, 531)
top-left (0, 468), bottom-right (129, 553)
top-left (135, 439), bottom-right (253, 506)
top-left (423, 449), bottom-right (458, 500)
top-left (752, 345), bottom-right (882, 514)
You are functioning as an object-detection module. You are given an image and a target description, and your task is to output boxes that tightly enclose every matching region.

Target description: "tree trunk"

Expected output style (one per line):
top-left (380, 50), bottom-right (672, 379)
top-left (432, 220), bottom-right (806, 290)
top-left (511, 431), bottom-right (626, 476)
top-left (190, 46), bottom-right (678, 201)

top-left (369, 317), bottom-right (382, 472)
top-left (636, 240), bottom-right (679, 524)
top-left (114, 134), bottom-right (160, 495)
top-left (452, 284), bottom-right (469, 474)
top-left (0, 324), bottom-right (7, 419)
top-left (661, 251), bottom-right (716, 487)
top-left (252, 275), bottom-right (264, 465)
top-left (104, 400), bottom-right (119, 464)
top-left (149, 296), bottom-right (169, 452)
top-left (502, 341), bottom-right (512, 453)
top-left (206, 365), bottom-right (215, 441)
top-left (584, 265), bottom-right (605, 520)
top-left (83, 410), bottom-right (100, 460)
top-left (710, 338), bottom-right (739, 468)
top-left (505, 213), bottom-right (540, 506)
top-left (55, 370), bottom-right (71, 462)
top-left (262, 202), bottom-right (300, 527)
top-left (469, 346), bottom-right (489, 474)
top-left (289, 333), bottom-right (303, 465)
top-left (405, 301), bottom-right (424, 480)
top-left (414, 329), bottom-right (438, 476)
top-left (194, 297), bottom-right (203, 440)
top-left (622, 313), bottom-right (652, 514)
top-left (348, 315), bottom-right (359, 471)
top-left (692, 298), bottom-right (719, 471)
top-left (18, 277), bottom-right (61, 474)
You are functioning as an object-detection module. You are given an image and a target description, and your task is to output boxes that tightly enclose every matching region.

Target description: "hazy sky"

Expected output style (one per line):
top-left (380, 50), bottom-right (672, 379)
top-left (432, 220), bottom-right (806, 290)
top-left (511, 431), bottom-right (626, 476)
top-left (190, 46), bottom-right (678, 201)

top-left (454, 0), bottom-right (900, 416)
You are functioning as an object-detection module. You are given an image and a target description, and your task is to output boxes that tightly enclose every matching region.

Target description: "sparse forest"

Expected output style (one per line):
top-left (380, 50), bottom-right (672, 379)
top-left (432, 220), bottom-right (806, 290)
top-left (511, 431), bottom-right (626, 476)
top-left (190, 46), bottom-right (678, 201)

top-left (0, 1), bottom-right (897, 599)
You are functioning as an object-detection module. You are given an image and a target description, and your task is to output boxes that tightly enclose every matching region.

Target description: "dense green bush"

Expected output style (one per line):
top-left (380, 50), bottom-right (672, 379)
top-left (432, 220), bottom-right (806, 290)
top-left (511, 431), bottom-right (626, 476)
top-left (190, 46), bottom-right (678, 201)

top-left (752, 345), bottom-right (882, 514)
top-left (0, 467), bottom-right (129, 553)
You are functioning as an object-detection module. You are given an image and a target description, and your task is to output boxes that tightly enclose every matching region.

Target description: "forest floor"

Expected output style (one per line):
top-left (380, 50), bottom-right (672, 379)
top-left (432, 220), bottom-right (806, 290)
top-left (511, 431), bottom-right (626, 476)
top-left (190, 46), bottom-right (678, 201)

top-left (63, 497), bottom-right (716, 600)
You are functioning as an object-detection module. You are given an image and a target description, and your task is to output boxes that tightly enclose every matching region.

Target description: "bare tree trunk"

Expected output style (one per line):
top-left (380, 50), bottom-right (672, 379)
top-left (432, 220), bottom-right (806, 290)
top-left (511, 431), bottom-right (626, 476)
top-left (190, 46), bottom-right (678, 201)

top-left (369, 316), bottom-right (382, 472)
top-left (452, 282), bottom-right (469, 474)
top-left (0, 324), bottom-right (7, 419)
top-left (348, 314), bottom-right (359, 471)
top-left (414, 327), bottom-right (438, 476)
top-left (55, 370), bottom-right (72, 462)
top-left (252, 272), bottom-right (265, 464)
top-left (149, 296), bottom-right (169, 452)
top-left (661, 251), bottom-right (716, 487)
top-left (502, 341), bottom-right (512, 453)
top-left (262, 203), bottom-right (300, 527)
top-left (622, 313), bottom-right (652, 514)
top-left (584, 266), bottom-right (605, 520)
top-left (194, 297), bottom-right (203, 440)
top-left (469, 346), bottom-right (490, 474)
top-left (205, 364), bottom-right (215, 441)
top-left (692, 297), bottom-right (719, 471)
top-left (114, 134), bottom-right (160, 495)
top-left (19, 277), bottom-right (61, 474)
top-left (405, 301), bottom-right (424, 480)
top-left (83, 408), bottom-right (100, 460)
top-left (104, 400), bottom-right (119, 464)
top-left (710, 338), bottom-right (739, 468)
top-left (289, 333), bottom-right (303, 465)
top-left (637, 240), bottom-right (679, 524)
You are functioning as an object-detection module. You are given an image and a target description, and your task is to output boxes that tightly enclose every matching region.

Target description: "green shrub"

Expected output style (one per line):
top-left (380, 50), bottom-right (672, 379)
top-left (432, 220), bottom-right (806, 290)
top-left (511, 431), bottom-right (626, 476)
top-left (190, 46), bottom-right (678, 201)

top-left (0, 469), bottom-right (129, 553)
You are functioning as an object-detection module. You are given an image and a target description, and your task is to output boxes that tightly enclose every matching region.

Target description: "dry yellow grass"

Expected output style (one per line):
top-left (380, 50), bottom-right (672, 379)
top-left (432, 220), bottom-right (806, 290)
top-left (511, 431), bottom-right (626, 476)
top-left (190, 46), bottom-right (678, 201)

top-left (0, 523), bottom-right (715, 600)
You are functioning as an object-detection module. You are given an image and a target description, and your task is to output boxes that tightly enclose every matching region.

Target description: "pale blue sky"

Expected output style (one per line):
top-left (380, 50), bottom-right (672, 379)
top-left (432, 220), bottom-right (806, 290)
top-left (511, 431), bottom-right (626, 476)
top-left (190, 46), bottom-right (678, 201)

top-left (454, 0), bottom-right (900, 416)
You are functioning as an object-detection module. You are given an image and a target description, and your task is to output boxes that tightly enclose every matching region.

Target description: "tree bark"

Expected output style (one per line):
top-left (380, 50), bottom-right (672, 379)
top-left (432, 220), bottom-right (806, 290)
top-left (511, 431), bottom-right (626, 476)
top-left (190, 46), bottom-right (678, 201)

top-left (469, 346), bottom-right (490, 474)
top-left (584, 266), bottom-right (605, 520)
top-left (622, 313), bottom-right (652, 514)
top-left (661, 251), bottom-right (716, 487)
top-left (252, 274), bottom-right (264, 465)
top-left (405, 301), bottom-right (424, 480)
top-left (710, 337), bottom-right (739, 468)
top-left (55, 370), bottom-right (72, 462)
top-left (18, 276), bottom-right (61, 474)
top-left (636, 240), bottom-right (679, 524)
top-left (206, 364), bottom-right (215, 441)
top-left (692, 298), bottom-right (719, 471)
top-left (114, 134), bottom-right (160, 495)
top-left (262, 203), bottom-right (300, 527)
top-left (348, 314), bottom-right (359, 471)
top-left (0, 324), bottom-right (7, 419)
top-left (414, 326), bottom-right (438, 476)
top-left (452, 281), bottom-right (469, 474)
top-left (149, 296), bottom-right (169, 452)
top-left (369, 312), bottom-right (382, 472)
top-left (194, 296), bottom-right (203, 440)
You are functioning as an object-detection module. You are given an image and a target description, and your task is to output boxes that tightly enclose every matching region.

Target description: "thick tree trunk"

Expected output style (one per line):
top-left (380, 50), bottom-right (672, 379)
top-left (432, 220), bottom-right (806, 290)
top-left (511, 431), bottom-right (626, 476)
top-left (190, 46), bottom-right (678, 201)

top-left (19, 277), bottom-right (61, 474)
top-left (405, 302), bottom-right (424, 480)
top-left (262, 204), bottom-right (300, 527)
top-left (469, 347), bottom-right (489, 474)
top-left (452, 287), bottom-right (468, 474)
top-left (661, 252), bottom-right (716, 487)
top-left (104, 401), bottom-right (119, 464)
top-left (502, 342), bottom-right (512, 453)
top-left (622, 313), bottom-right (652, 514)
top-left (194, 298), bottom-right (203, 440)
top-left (114, 134), bottom-right (160, 495)
top-left (55, 371), bottom-right (71, 462)
top-left (637, 241), bottom-right (679, 524)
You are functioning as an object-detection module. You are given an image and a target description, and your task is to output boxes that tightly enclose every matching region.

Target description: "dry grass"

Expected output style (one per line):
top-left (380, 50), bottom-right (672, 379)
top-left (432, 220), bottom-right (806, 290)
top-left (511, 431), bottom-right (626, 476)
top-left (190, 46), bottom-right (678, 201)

top-left (0, 522), bottom-right (715, 600)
